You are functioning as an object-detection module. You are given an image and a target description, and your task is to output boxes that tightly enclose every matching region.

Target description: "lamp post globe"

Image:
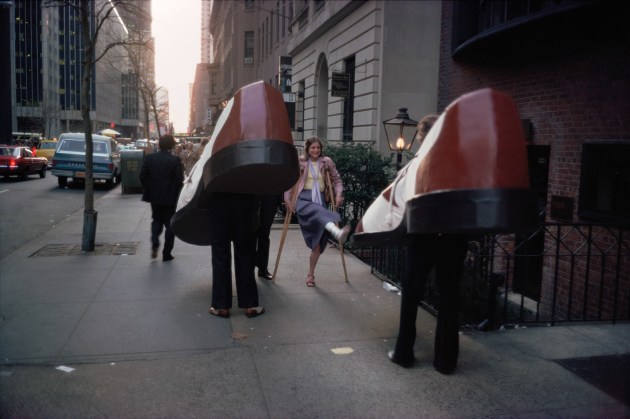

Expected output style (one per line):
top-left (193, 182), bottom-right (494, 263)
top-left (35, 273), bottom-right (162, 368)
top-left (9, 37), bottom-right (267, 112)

top-left (383, 107), bottom-right (418, 169)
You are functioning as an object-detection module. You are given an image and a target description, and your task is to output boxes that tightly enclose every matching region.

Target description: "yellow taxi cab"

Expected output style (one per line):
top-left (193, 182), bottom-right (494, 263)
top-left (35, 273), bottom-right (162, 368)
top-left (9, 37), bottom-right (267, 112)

top-left (36, 139), bottom-right (58, 168)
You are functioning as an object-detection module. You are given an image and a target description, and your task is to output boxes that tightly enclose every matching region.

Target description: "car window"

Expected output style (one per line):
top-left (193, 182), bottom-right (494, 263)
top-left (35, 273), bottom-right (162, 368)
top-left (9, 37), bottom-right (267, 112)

top-left (23, 148), bottom-right (33, 157)
top-left (40, 142), bottom-right (57, 149)
top-left (61, 139), bottom-right (85, 152)
top-left (0, 148), bottom-right (14, 156)
top-left (94, 141), bottom-right (110, 155)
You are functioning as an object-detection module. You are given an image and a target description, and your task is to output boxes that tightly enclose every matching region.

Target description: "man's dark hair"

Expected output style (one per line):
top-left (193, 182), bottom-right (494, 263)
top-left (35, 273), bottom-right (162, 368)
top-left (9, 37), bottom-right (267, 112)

top-left (159, 134), bottom-right (176, 151)
top-left (417, 114), bottom-right (439, 143)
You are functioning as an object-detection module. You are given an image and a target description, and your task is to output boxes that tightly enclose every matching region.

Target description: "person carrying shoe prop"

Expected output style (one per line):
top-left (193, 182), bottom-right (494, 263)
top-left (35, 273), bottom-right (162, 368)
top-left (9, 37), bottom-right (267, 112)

top-left (282, 137), bottom-right (350, 287)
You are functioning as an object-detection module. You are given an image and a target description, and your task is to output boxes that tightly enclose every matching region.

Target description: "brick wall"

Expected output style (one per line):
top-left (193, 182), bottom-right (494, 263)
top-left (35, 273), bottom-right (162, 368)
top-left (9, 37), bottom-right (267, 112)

top-left (439, 1), bottom-right (630, 220)
top-left (438, 1), bottom-right (630, 321)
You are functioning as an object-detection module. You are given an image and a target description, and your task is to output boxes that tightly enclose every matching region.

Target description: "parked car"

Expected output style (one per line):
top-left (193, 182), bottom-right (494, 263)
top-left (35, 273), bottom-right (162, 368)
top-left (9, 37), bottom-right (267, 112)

top-left (51, 133), bottom-right (121, 188)
top-left (135, 138), bottom-right (157, 154)
top-left (36, 139), bottom-right (59, 168)
top-left (0, 145), bottom-right (48, 180)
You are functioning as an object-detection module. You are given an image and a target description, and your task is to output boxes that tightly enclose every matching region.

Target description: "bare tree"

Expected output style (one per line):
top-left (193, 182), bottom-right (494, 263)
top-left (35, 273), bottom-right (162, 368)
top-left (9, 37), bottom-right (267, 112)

top-left (156, 95), bottom-right (170, 133)
top-left (41, 99), bottom-right (61, 139)
top-left (45, 0), bottom-right (151, 251)
top-left (142, 78), bottom-right (164, 139)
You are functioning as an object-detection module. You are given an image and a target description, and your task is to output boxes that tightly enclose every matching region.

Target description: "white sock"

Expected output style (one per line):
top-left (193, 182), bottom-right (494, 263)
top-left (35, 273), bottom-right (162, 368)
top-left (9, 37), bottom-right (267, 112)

top-left (325, 222), bottom-right (341, 239)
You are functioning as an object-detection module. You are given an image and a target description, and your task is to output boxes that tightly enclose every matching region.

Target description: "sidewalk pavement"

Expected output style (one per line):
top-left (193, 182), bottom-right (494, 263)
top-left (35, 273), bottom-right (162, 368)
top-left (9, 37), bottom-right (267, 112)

top-left (1, 187), bottom-right (629, 418)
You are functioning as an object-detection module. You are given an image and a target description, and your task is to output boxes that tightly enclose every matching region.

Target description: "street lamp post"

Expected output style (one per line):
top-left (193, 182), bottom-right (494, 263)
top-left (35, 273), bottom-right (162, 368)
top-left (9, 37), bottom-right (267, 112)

top-left (383, 107), bottom-right (419, 170)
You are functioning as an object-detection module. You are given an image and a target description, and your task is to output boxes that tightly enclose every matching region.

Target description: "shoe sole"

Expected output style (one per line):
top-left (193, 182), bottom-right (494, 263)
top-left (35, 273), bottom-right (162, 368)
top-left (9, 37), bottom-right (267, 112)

top-left (352, 188), bottom-right (538, 246)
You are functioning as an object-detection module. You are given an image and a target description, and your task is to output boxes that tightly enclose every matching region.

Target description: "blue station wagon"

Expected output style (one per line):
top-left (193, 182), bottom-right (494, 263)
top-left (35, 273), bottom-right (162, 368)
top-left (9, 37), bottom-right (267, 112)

top-left (51, 133), bottom-right (121, 188)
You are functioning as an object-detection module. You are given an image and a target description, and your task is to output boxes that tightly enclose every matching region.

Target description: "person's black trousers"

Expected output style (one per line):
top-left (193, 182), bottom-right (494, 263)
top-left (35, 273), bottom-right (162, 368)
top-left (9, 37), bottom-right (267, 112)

top-left (394, 234), bottom-right (468, 374)
top-left (150, 203), bottom-right (176, 257)
top-left (208, 193), bottom-right (259, 309)
top-left (256, 195), bottom-right (279, 272)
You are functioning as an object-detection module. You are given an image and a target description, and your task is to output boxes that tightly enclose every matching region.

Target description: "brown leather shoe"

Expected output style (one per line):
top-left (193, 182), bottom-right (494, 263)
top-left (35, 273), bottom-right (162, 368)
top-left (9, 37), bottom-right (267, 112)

top-left (245, 306), bottom-right (265, 318)
top-left (209, 307), bottom-right (230, 318)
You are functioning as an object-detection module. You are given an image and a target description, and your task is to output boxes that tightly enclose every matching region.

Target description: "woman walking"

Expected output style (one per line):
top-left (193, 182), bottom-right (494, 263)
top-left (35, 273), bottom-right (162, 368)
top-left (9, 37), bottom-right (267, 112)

top-left (284, 137), bottom-right (350, 287)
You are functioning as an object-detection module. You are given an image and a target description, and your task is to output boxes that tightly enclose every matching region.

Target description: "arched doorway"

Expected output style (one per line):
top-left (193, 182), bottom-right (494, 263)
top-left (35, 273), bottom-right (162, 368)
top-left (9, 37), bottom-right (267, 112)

top-left (315, 54), bottom-right (329, 139)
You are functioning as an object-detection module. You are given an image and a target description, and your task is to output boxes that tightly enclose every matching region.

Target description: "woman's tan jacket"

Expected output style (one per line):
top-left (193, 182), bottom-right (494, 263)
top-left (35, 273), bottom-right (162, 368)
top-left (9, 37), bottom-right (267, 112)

top-left (283, 156), bottom-right (343, 207)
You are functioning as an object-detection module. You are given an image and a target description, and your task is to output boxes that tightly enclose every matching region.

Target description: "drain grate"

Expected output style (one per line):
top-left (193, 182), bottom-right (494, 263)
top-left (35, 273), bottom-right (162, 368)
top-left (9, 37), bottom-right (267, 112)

top-left (30, 242), bottom-right (140, 257)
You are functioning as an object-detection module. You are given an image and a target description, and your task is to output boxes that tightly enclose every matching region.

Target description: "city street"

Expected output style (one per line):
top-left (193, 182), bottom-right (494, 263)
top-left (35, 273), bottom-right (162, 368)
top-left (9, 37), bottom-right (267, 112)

top-left (0, 174), bottom-right (115, 259)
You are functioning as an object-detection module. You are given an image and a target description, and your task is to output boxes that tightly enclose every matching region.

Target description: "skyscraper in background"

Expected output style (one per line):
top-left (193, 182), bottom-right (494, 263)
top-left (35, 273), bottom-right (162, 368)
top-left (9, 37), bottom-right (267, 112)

top-left (8, 0), bottom-right (155, 140)
top-left (200, 0), bottom-right (212, 64)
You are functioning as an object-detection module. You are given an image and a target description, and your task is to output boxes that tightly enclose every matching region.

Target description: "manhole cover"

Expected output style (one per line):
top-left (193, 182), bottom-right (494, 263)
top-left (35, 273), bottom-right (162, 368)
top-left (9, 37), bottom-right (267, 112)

top-left (30, 242), bottom-right (140, 257)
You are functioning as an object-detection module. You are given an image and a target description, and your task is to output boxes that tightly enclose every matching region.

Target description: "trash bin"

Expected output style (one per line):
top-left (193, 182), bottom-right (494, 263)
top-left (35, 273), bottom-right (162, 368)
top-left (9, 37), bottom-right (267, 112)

top-left (120, 150), bottom-right (144, 194)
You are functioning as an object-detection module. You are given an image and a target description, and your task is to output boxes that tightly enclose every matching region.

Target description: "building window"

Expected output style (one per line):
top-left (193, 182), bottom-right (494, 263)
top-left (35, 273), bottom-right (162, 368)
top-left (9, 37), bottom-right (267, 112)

top-left (281, 0), bottom-right (286, 37)
top-left (267, 15), bottom-right (272, 52)
top-left (270, 12), bottom-right (274, 47)
top-left (276, 1), bottom-right (280, 43)
top-left (244, 31), bottom-right (254, 64)
top-left (578, 142), bottom-right (630, 223)
top-left (342, 56), bottom-right (355, 142)
top-left (265, 17), bottom-right (269, 56)
top-left (295, 0), bottom-right (308, 29)
top-left (288, 0), bottom-right (293, 33)
top-left (244, 0), bottom-right (254, 9)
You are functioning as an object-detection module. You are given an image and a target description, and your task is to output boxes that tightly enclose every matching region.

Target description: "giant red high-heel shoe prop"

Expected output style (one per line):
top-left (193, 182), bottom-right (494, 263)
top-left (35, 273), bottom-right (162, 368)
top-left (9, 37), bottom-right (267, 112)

top-left (352, 88), bottom-right (538, 374)
top-left (172, 81), bottom-right (300, 245)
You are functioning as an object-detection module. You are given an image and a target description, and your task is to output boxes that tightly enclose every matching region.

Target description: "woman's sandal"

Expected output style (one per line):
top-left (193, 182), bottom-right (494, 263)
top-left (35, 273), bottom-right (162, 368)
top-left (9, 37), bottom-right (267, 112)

top-left (209, 307), bottom-right (230, 318)
top-left (245, 306), bottom-right (265, 318)
top-left (306, 274), bottom-right (315, 287)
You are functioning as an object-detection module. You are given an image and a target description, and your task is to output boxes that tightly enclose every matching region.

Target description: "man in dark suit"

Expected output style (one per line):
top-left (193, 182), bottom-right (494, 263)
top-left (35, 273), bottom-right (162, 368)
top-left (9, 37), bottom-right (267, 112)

top-left (140, 134), bottom-right (184, 261)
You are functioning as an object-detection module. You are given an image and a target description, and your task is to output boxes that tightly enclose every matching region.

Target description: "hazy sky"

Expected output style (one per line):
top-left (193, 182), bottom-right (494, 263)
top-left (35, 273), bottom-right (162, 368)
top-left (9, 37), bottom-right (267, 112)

top-left (152, 0), bottom-right (201, 133)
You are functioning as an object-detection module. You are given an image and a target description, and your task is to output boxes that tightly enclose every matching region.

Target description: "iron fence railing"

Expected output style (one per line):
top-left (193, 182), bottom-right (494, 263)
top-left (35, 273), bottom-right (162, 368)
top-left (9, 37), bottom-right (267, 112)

top-left (351, 223), bottom-right (630, 327)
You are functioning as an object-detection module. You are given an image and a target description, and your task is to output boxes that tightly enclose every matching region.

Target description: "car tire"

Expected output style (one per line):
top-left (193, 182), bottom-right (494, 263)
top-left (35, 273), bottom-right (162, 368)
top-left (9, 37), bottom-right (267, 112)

top-left (58, 176), bottom-right (68, 188)
top-left (105, 178), bottom-right (113, 188)
top-left (39, 166), bottom-right (46, 178)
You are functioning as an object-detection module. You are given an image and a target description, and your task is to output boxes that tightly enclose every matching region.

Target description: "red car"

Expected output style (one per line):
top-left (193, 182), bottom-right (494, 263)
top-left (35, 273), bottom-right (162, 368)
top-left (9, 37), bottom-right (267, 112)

top-left (0, 145), bottom-right (48, 180)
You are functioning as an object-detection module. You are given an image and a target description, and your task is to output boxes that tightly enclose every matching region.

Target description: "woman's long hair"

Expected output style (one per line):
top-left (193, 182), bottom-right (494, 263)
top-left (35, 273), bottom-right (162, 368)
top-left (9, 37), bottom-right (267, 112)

top-left (303, 137), bottom-right (324, 160)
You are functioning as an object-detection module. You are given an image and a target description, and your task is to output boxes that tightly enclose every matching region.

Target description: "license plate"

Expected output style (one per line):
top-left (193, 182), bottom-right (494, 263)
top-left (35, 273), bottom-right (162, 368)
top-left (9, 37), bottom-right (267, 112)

top-left (76, 172), bottom-right (85, 178)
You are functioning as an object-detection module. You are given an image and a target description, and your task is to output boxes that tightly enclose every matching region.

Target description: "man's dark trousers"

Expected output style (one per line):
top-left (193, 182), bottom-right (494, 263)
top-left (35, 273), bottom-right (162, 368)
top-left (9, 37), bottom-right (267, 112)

top-left (209, 193), bottom-right (259, 309)
top-left (393, 234), bottom-right (468, 374)
top-left (151, 203), bottom-right (176, 257)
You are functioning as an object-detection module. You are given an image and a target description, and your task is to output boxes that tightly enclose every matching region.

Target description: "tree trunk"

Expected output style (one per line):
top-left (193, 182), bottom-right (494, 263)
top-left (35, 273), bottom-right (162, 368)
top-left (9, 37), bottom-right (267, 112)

top-left (151, 94), bottom-right (161, 138)
top-left (80, 2), bottom-right (96, 252)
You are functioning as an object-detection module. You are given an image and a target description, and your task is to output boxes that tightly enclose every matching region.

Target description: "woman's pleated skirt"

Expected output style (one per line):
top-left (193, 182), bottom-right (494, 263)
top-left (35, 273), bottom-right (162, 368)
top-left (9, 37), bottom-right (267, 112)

top-left (296, 189), bottom-right (341, 252)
